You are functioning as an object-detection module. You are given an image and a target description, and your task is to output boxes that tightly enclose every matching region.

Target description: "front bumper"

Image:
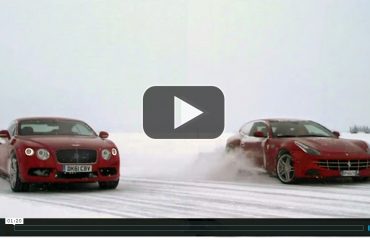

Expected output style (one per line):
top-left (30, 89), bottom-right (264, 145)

top-left (18, 157), bottom-right (120, 184)
top-left (293, 151), bottom-right (370, 178)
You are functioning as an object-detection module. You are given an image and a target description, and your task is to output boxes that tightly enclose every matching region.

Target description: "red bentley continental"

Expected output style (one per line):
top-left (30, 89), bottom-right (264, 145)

top-left (0, 117), bottom-right (120, 192)
top-left (226, 119), bottom-right (370, 183)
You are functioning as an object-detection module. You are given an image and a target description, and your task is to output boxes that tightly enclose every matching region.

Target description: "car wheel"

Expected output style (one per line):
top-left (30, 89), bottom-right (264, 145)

top-left (98, 180), bottom-right (119, 190)
top-left (352, 177), bottom-right (368, 182)
top-left (9, 155), bottom-right (29, 192)
top-left (276, 152), bottom-right (296, 184)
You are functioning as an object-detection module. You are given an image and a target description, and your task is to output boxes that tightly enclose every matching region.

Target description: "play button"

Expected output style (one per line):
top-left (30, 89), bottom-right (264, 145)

top-left (174, 96), bottom-right (204, 129)
top-left (143, 86), bottom-right (224, 139)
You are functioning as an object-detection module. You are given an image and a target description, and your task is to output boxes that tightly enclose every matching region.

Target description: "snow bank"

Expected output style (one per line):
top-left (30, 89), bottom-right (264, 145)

top-left (341, 132), bottom-right (370, 145)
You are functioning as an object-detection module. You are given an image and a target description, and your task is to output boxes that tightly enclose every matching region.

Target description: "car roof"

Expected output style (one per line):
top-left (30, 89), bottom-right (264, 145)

top-left (258, 118), bottom-right (312, 122)
top-left (15, 117), bottom-right (83, 122)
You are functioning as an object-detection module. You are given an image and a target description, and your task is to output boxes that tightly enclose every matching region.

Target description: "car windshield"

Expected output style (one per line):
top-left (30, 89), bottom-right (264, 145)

top-left (18, 119), bottom-right (97, 137)
top-left (270, 121), bottom-right (335, 138)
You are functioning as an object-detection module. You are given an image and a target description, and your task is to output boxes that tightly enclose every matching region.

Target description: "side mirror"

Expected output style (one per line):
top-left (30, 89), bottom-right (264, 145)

top-left (0, 130), bottom-right (10, 140)
top-left (333, 131), bottom-right (340, 138)
top-left (253, 131), bottom-right (266, 138)
top-left (99, 131), bottom-right (109, 139)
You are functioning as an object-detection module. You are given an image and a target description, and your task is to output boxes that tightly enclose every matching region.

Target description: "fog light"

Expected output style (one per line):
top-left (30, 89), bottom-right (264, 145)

top-left (99, 168), bottom-right (117, 176)
top-left (306, 169), bottom-right (320, 176)
top-left (29, 168), bottom-right (51, 177)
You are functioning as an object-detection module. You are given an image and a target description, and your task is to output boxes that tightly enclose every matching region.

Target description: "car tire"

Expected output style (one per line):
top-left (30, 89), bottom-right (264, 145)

top-left (352, 177), bottom-right (368, 182)
top-left (276, 152), bottom-right (296, 184)
top-left (98, 180), bottom-right (119, 190)
top-left (9, 154), bottom-right (29, 192)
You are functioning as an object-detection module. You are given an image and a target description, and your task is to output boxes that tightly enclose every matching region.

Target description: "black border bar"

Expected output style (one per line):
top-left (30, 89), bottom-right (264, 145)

top-left (1, 218), bottom-right (370, 236)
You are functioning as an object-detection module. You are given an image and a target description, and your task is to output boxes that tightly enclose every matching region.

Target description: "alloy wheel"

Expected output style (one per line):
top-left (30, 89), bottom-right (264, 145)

top-left (277, 153), bottom-right (295, 183)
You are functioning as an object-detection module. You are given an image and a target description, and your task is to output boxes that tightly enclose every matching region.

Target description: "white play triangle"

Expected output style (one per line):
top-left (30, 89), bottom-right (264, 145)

top-left (174, 96), bottom-right (204, 129)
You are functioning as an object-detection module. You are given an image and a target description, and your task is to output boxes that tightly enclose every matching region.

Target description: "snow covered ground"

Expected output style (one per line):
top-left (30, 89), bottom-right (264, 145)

top-left (0, 132), bottom-right (370, 218)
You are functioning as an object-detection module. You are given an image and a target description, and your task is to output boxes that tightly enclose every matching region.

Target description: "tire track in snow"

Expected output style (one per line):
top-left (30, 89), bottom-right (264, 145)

top-left (1, 176), bottom-right (370, 218)
top-left (119, 177), bottom-right (370, 217)
top-left (113, 178), bottom-right (370, 218)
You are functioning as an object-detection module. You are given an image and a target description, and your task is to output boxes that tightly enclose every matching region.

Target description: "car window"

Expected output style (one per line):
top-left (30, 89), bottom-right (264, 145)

top-left (249, 122), bottom-right (268, 137)
top-left (270, 121), bottom-right (334, 137)
top-left (21, 124), bottom-right (59, 133)
top-left (7, 122), bottom-right (16, 137)
top-left (18, 119), bottom-right (97, 136)
top-left (239, 122), bottom-right (253, 136)
top-left (71, 123), bottom-right (96, 136)
top-left (304, 124), bottom-right (331, 136)
top-left (271, 122), bottom-right (307, 137)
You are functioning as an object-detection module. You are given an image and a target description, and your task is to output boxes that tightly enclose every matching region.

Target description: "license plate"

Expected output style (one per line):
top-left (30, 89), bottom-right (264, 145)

top-left (340, 170), bottom-right (359, 177)
top-left (63, 165), bottom-right (92, 173)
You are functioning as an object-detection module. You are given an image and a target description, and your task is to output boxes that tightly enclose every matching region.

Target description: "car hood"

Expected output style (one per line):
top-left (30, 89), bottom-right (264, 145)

top-left (17, 136), bottom-right (114, 150)
top-left (295, 137), bottom-right (367, 154)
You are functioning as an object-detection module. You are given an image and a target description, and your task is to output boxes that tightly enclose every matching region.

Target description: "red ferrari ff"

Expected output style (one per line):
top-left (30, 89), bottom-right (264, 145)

top-left (226, 119), bottom-right (370, 183)
top-left (0, 117), bottom-right (120, 192)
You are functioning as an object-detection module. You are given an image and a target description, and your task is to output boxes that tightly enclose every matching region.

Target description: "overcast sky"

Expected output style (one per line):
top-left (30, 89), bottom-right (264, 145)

top-left (1, 0), bottom-right (370, 133)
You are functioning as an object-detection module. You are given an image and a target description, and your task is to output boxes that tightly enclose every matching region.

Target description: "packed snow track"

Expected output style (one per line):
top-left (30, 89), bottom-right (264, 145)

top-left (1, 176), bottom-right (370, 218)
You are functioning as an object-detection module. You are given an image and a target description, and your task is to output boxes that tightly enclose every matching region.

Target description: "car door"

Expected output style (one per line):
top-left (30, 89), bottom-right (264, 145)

top-left (0, 123), bottom-right (16, 174)
top-left (0, 136), bottom-right (8, 173)
top-left (240, 121), bottom-right (269, 167)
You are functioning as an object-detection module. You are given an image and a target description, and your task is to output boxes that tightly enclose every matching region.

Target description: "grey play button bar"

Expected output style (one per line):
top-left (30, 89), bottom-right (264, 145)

top-left (143, 86), bottom-right (224, 139)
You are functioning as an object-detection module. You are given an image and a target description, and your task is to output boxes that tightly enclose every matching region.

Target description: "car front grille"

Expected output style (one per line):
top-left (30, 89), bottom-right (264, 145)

top-left (56, 149), bottom-right (97, 164)
top-left (316, 159), bottom-right (370, 171)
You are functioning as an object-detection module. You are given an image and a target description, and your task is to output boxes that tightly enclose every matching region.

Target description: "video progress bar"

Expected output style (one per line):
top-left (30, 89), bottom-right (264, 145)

top-left (13, 224), bottom-right (365, 232)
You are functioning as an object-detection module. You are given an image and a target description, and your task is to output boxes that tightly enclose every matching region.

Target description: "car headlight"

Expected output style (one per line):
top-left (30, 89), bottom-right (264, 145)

top-left (294, 141), bottom-right (320, 155)
top-left (36, 148), bottom-right (50, 160)
top-left (102, 149), bottom-right (112, 160)
top-left (25, 148), bottom-right (34, 156)
top-left (111, 148), bottom-right (118, 156)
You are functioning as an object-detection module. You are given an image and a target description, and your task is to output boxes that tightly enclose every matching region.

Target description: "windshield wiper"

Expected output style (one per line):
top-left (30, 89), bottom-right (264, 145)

top-left (276, 135), bottom-right (298, 138)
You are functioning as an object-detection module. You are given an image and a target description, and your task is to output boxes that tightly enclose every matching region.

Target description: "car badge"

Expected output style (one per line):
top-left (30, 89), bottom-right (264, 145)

top-left (72, 144), bottom-right (80, 147)
top-left (345, 153), bottom-right (349, 156)
top-left (73, 152), bottom-right (79, 161)
top-left (347, 161), bottom-right (351, 167)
